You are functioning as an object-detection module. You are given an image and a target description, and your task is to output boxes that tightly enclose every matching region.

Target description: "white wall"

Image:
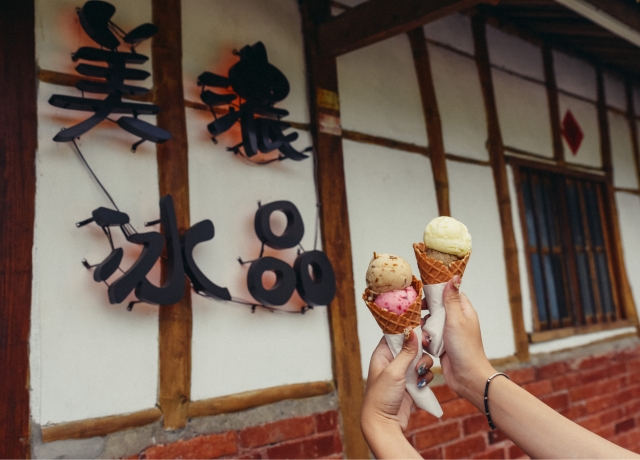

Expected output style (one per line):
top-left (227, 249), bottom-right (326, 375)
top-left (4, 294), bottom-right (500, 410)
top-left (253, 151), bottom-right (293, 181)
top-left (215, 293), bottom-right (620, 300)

top-left (34, 0), bottom-right (159, 424)
top-left (182, 0), bottom-right (334, 401)
top-left (423, 13), bottom-right (474, 56)
top-left (609, 111), bottom-right (639, 189)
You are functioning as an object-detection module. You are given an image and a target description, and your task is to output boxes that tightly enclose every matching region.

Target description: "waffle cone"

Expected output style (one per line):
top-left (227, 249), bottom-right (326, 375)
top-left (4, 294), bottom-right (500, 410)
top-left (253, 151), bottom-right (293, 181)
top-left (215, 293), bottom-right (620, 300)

top-left (363, 277), bottom-right (423, 334)
top-left (413, 242), bottom-right (470, 285)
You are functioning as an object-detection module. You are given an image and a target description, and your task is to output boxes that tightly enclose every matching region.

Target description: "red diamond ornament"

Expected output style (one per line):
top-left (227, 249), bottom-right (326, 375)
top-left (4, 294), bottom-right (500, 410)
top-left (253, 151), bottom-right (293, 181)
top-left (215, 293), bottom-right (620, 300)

top-left (561, 110), bottom-right (584, 155)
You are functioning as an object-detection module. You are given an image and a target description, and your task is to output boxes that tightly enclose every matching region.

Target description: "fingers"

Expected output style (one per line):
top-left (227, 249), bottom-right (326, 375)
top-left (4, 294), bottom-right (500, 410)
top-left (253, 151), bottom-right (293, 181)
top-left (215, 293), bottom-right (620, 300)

top-left (368, 337), bottom-right (393, 381)
top-left (386, 328), bottom-right (419, 377)
top-left (442, 275), bottom-right (463, 321)
top-left (416, 354), bottom-right (434, 389)
top-left (421, 329), bottom-right (432, 349)
top-left (459, 291), bottom-right (477, 319)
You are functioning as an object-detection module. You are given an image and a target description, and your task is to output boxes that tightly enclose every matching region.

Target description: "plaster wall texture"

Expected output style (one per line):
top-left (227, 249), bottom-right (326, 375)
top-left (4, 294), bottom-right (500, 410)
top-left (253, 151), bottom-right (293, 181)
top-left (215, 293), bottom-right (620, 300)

top-left (609, 110), bottom-right (640, 189)
top-left (342, 141), bottom-right (438, 376)
top-left (429, 44), bottom-right (489, 161)
top-left (559, 93), bottom-right (602, 168)
top-left (553, 50), bottom-right (597, 101)
top-left (447, 161), bottom-right (515, 359)
top-left (336, 33), bottom-right (428, 146)
top-left (604, 72), bottom-right (627, 111)
top-left (33, 82), bottom-right (160, 425)
top-left (423, 13), bottom-right (474, 55)
top-left (486, 24), bottom-right (544, 81)
top-left (634, 87), bottom-right (640, 115)
top-left (493, 69), bottom-right (554, 158)
top-left (616, 192), bottom-right (640, 315)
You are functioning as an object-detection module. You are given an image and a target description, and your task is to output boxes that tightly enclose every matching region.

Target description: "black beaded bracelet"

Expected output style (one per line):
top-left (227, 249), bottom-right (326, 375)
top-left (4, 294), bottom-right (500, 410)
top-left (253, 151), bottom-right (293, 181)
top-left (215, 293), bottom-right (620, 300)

top-left (484, 372), bottom-right (510, 430)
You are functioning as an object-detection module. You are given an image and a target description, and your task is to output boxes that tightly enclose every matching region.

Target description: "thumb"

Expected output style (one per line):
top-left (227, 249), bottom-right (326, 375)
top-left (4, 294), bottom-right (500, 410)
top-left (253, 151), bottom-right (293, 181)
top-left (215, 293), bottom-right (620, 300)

top-left (443, 275), bottom-right (463, 321)
top-left (387, 328), bottom-right (419, 376)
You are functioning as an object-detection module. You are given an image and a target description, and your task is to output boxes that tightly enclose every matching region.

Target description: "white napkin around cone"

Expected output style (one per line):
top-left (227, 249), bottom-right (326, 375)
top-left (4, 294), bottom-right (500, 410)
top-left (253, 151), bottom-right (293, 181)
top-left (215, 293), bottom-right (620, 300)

top-left (384, 325), bottom-right (443, 418)
top-left (421, 282), bottom-right (447, 357)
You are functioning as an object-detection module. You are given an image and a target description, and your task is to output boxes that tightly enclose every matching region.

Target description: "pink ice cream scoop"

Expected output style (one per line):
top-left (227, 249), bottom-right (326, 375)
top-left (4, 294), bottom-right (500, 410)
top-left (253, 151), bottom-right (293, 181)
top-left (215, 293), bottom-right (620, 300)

top-left (374, 286), bottom-right (418, 315)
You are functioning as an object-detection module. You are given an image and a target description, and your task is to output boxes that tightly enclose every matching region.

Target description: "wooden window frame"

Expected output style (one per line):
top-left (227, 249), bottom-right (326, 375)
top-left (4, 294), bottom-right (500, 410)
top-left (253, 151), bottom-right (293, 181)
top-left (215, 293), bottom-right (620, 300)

top-left (510, 157), bottom-right (632, 343)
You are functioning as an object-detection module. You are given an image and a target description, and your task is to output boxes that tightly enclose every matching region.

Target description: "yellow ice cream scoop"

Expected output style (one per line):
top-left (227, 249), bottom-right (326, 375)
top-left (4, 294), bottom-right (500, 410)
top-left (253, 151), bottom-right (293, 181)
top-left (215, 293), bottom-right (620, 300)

top-left (365, 252), bottom-right (413, 294)
top-left (423, 216), bottom-right (472, 258)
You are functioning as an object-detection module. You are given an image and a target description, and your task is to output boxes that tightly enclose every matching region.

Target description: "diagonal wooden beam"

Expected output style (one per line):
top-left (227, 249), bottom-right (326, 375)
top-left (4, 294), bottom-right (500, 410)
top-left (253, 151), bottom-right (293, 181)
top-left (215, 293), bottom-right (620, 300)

top-left (317, 0), bottom-right (486, 57)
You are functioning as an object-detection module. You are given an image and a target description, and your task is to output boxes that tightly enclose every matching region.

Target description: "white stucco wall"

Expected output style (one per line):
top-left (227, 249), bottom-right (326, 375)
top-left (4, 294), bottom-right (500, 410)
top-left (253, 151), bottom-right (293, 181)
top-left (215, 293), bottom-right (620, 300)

top-left (553, 50), bottom-right (597, 102)
top-left (182, 0), bottom-right (334, 401)
top-left (559, 93), bottom-right (602, 168)
top-left (423, 13), bottom-right (474, 56)
top-left (616, 192), bottom-right (640, 315)
top-left (604, 72), bottom-right (627, 111)
top-left (609, 110), bottom-right (639, 189)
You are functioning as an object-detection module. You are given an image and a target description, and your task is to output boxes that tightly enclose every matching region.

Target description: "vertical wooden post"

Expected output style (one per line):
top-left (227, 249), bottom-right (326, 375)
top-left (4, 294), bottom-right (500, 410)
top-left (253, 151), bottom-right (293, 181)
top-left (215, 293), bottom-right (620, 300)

top-left (472, 12), bottom-right (529, 361)
top-left (625, 80), bottom-right (640, 198)
top-left (596, 70), bottom-right (638, 325)
top-left (542, 43), bottom-right (564, 165)
top-left (152, 0), bottom-right (192, 430)
top-left (0, 1), bottom-right (36, 456)
top-left (300, 1), bottom-right (369, 458)
top-left (408, 27), bottom-right (450, 217)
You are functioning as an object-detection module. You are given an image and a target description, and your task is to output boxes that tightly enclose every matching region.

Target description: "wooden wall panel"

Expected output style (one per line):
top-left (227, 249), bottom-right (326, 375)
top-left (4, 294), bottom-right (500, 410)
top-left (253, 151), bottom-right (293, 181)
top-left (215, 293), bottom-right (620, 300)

top-left (0, 1), bottom-right (36, 457)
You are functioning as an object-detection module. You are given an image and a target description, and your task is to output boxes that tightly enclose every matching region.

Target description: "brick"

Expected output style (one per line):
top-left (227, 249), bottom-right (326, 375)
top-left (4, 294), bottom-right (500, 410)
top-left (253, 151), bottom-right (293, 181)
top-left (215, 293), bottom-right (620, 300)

top-left (600, 407), bottom-right (624, 425)
top-left (418, 446), bottom-right (443, 459)
top-left (594, 425), bottom-right (616, 439)
top-left (586, 395), bottom-right (617, 414)
top-left (508, 444), bottom-right (526, 458)
top-left (432, 384), bottom-right (459, 403)
top-left (239, 416), bottom-right (314, 448)
top-left (578, 355), bottom-right (611, 370)
top-left (632, 373), bottom-right (640, 385)
top-left (464, 413), bottom-right (490, 435)
top-left (488, 430), bottom-right (508, 445)
top-left (624, 399), bottom-right (640, 417)
top-left (314, 411), bottom-right (338, 433)
top-left (552, 373), bottom-right (581, 391)
top-left (579, 366), bottom-right (609, 382)
top-left (413, 421), bottom-right (460, 450)
top-left (521, 380), bottom-right (554, 397)
top-left (607, 362), bottom-right (627, 376)
top-left (473, 446), bottom-right (506, 459)
top-left (144, 432), bottom-right (237, 459)
top-left (441, 398), bottom-right (479, 420)
top-left (560, 403), bottom-right (587, 421)
top-left (265, 433), bottom-right (341, 459)
top-left (616, 418), bottom-right (636, 434)
top-left (569, 381), bottom-right (600, 402)
top-left (540, 393), bottom-right (569, 411)
top-left (236, 453), bottom-right (262, 459)
top-left (537, 362), bottom-right (568, 380)
top-left (577, 414), bottom-right (602, 431)
top-left (444, 435), bottom-right (486, 459)
top-left (505, 367), bottom-right (536, 385)
top-left (405, 408), bottom-right (439, 433)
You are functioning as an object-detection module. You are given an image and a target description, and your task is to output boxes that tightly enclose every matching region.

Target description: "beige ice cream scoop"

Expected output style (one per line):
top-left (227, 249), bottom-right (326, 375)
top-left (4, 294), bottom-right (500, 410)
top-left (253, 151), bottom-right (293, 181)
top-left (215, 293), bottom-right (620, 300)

top-left (423, 216), bottom-right (472, 259)
top-left (365, 253), bottom-right (413, 294)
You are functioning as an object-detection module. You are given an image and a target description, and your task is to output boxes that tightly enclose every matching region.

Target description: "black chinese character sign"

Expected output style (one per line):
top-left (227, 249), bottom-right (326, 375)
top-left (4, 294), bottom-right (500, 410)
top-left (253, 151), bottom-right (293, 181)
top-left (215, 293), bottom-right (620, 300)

top-left (78, 196), bottom-right (335, 313)
top-left (48, 1), bottom-right (171, 151)
top-left (198, 42), bottom-right (311, 163)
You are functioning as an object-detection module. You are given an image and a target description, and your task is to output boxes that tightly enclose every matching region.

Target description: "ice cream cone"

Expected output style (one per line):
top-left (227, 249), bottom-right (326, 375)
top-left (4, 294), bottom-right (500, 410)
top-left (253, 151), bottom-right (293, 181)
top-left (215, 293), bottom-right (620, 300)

top-left (413, 242), bottom-right (470, 285)
top-left (363, 276), bottom-right (423, 334)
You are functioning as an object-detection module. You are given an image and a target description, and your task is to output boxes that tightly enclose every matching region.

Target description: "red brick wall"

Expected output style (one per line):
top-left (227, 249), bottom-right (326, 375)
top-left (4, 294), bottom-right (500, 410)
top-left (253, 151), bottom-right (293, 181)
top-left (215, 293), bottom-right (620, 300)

top-left (130, 411), bottom-right (342, 459)
top-left (405, 343), bottom-right (640, 459)
top-left (126, 343), bottom-right (640, 459)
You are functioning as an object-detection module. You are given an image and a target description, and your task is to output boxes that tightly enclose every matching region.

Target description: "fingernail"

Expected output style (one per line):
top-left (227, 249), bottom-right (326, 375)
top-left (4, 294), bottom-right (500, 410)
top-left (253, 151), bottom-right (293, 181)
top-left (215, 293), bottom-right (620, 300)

top-left (418, 379), bottom-right (427, 389)
top-left (417, 364), bottom-right (428, 376)
top-left (403, 328), bottom-right (411, 342)
top-left (453, 275), bottom-right (461, 290)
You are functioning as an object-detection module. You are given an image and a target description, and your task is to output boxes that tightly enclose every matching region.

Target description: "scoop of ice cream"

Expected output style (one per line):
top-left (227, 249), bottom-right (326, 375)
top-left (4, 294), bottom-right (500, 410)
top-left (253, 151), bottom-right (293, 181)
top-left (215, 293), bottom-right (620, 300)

top-left (425, 248), bottom-right (460, 266)
top-left (423, 216), bottom-right (471, 258)
top-left (374, 286), bottom-right (417, 315)
top-left (366, 253), bottom-right (413, 293)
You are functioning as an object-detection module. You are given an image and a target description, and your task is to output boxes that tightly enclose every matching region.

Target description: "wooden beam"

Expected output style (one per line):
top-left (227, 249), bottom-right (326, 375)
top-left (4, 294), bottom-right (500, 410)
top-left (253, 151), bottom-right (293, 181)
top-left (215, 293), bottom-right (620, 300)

top-left (596, 69), bottom-right (639, 326)
top-left (571, 0), bottom-right (640, 39)
top-left (408, 27), bottom-right (451, 216)
top-left (41, 408), bottom-right (162, 443)
top-left (472, 12), bottom-right (530, 362)
top-left (0, 1), bottom-right (36, 458)
top-left (188, 381), bottom-right (335, 419)
top-left (542, 43), bottom-right (565, 164)
top-left (342, 129), bottom-right (429, 156)
top-left (300, 1), bottom-right (369, 458)
top-left (625, 80), bottom-right (640, 196)
top-left (317, 0), bottom-right (483, 57)
top-left (151, 0), bottom-right (192, 431)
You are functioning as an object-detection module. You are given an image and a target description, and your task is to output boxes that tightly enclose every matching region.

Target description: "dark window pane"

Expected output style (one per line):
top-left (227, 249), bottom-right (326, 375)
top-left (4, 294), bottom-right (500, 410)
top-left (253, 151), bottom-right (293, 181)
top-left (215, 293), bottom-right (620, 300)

top-left (543, 254), bottom-right (559, 321)
top-left (584, 184), bottom-right (604, 247)
top-left (551, 254), bottom-right (569, 320)
top-left (521, 176), bottom-right (537, 247)
top-left (576, 252), bottom-right (594, 318)
top-left (541, 178), bottom-right (559, 247)
top-left (531, 253), bottom-right (547, 323)
top-left (565, 181), bottom-right (585, 247)
top-left (595, 253), bottom-right (614, 316)
top-left (533, 178), bottom-right (549, 247)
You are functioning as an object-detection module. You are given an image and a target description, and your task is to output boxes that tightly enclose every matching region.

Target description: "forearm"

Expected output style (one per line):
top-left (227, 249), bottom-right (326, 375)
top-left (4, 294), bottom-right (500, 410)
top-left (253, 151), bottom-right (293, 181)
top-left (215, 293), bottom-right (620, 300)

top-left (362, 419), bottom-right (422, 459)
top-left (464, 374), bottom-right (638, 459)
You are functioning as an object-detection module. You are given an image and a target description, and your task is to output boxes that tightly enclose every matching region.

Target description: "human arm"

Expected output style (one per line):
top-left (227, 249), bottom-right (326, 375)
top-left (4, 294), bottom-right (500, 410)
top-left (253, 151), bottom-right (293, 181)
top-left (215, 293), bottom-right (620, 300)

top-left (361, 330), bottom-right (434, 459)
top-left (440, 276), bottom-right (639, 459)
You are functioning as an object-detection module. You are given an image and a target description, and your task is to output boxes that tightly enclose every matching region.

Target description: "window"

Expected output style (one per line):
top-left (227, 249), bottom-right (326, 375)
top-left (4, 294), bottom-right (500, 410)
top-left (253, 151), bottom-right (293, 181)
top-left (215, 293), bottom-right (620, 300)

top-left (514, 162), bottom-right (626, 339)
